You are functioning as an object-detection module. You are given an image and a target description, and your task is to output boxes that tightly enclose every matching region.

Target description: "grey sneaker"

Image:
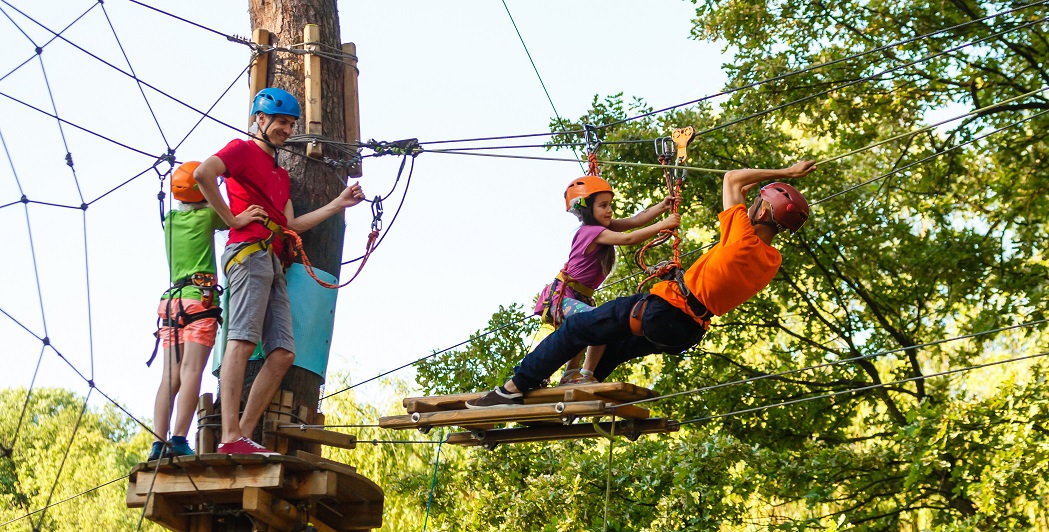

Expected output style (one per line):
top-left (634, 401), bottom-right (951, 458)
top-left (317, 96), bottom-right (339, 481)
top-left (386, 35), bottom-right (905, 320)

top-left (465, 387), bottom-right (524, 408)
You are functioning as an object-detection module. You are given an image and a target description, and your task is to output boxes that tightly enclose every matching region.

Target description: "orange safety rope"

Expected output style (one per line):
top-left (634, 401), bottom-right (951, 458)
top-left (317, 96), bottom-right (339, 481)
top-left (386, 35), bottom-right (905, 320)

top-left (634, 154), bottom-right (683, 292)
top-left (284, 227), bottom-right (379, 289)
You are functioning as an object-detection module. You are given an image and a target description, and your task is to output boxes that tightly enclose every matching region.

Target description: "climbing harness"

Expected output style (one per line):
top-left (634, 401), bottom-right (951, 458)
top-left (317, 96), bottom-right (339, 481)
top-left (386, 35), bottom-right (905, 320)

top-left (628, 291), bottom-right (712, 339)
top-left (147, 273), bottom-right (224, 367)
top-left (539, 272), bottom-right (597, 326)
top-left (222, 217), bottom-right (286, 274)
top-left (634, 126), bottom-right (695, 293)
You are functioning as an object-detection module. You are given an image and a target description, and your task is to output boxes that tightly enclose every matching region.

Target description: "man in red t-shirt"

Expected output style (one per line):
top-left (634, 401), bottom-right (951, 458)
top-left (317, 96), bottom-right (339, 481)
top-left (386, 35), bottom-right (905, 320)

top-left (195, 88), bottom-right (366, 454)
top-left (468, 160), bottom-right (816, 407)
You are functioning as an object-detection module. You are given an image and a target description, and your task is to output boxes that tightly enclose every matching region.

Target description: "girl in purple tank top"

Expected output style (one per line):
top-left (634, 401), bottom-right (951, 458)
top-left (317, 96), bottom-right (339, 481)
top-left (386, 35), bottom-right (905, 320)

top-left (535, 175), bottom-right (680, 385)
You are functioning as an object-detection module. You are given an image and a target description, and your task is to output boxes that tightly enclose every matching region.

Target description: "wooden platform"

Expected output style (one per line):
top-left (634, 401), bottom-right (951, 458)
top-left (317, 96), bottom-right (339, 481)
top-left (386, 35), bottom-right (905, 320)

top-left (379, 382), bottom-right (678, 447)
top-left (127, 452), bottom-right (383, 531)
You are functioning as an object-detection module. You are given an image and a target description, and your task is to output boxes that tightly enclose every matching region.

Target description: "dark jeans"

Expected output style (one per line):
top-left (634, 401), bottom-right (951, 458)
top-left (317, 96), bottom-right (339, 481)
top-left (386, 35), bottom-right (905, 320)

top-left (512, 293), bottom-right (706, 391)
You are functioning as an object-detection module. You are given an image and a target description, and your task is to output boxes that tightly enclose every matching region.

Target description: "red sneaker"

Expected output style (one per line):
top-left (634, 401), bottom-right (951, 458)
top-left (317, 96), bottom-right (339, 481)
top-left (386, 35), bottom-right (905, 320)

top-left (216, 437), bottom-right (279, 456)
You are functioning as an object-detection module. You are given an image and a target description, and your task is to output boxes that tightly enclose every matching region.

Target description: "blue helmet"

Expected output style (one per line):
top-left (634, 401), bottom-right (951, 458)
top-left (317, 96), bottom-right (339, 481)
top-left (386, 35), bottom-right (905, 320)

top-left (250, 88), bottom-right (300, 119)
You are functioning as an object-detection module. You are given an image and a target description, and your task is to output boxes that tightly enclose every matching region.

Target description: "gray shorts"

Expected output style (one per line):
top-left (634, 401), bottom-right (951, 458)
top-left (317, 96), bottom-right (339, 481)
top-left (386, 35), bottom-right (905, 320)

top-left (222, 242), bottom-right (295, 356)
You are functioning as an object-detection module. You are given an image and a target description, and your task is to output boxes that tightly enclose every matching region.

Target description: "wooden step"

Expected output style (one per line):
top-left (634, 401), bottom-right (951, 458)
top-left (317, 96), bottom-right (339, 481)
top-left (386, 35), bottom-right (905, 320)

top-left (446, 418), bottom-right (680, 447)
top-left (379, 400), bottom-right (645, 431)
top-left (402, 382), bottom-right (658, 413)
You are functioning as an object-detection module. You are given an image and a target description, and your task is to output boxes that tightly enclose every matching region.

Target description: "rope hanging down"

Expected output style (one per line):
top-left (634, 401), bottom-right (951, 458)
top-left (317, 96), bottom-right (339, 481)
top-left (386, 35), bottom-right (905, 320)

top-left (285, 196), bottom-right (381, 290)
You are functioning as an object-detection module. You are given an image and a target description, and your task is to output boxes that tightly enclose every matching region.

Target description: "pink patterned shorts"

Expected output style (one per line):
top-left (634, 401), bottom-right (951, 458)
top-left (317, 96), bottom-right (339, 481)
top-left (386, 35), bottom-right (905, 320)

top-left (156, 299), bottom-right (219, 349)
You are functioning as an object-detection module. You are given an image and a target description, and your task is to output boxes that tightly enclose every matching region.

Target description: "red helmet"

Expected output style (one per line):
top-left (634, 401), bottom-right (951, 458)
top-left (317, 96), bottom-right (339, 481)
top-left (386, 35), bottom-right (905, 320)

top-left (564, 175), bottom-right (614, 212)
top-left (171, 161), bottom-right (204, 203)
top-left (759, 182), bottom-right (809, 233)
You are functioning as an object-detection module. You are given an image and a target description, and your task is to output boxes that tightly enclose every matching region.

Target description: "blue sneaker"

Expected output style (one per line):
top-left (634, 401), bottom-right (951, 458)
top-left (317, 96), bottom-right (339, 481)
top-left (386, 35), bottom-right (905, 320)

top-left (168, 436), bottom-right (194, 457)
top-left (147, 441), bottom-right (165, 461)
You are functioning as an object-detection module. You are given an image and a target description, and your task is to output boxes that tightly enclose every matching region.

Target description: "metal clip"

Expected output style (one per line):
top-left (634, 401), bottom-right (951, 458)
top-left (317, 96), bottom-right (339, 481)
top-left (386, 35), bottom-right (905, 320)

top-left (654, 136), bottom-right (674, 162)
top-left (582, 123), bottom-right (601, 154)
top-left (370, 196), bottom-right (383, 232)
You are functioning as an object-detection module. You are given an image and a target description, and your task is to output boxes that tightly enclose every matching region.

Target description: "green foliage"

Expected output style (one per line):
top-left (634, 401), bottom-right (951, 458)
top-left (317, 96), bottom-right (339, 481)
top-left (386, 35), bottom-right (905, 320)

top-left (0, 387), bottom-right (162, 531)
top-left (416, 304), bottom-right (538, 395)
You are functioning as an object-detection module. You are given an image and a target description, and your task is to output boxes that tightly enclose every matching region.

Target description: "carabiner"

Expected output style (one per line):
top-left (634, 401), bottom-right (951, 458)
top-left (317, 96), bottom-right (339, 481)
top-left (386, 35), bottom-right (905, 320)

top-left (654, 136), bottom-right (674, 162)
top-left (582, 124), bottom-right (601, 155)
top-left (370, 196), bottom-right (383, 232)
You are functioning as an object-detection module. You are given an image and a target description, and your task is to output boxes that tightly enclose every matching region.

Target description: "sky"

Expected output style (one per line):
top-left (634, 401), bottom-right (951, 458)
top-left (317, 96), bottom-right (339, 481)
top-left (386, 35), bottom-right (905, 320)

top-left (0, 0), bottom-right (729, 430)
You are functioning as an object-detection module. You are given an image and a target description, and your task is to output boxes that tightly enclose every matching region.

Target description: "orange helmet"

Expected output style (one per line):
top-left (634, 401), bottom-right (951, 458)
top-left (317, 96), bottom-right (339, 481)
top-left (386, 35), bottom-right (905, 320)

top-left (759, 182), bottom-right (809, 233)
top-left (564, 175), bottom-right (614, 213)
top-left (171, 161), bottom-right (204, 203)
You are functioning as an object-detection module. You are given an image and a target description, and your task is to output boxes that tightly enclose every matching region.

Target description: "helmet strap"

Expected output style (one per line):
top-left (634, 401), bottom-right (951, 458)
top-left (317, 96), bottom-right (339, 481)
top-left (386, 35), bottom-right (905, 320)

top-left (257, 115), bottom-right (280, 168)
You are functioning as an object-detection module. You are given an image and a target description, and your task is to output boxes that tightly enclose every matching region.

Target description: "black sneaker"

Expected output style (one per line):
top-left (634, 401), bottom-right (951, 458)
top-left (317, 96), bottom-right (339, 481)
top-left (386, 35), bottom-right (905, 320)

top-left (465, 387), bottom-right (524, 408)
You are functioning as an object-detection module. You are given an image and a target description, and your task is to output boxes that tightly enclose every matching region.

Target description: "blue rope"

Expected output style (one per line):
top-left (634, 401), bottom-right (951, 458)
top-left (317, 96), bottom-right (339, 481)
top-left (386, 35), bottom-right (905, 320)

top-left (422, 432), bottom-right (447, 531)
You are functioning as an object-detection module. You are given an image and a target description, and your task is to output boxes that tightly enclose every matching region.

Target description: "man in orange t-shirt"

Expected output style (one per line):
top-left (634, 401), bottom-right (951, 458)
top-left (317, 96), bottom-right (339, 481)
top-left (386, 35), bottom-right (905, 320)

top-left (468, 160), bottom-right (816, 407)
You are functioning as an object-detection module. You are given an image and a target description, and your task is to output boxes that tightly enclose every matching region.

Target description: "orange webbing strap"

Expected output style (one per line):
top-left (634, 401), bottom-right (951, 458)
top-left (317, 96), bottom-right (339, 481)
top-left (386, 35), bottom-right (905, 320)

top-left (284, 227), bottom-right (380, 289)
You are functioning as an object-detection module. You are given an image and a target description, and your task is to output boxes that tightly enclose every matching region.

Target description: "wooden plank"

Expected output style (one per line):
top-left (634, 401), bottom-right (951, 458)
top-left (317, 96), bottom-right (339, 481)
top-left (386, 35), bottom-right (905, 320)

top-left (446, 418), bottom-right (679, 447)
top-left (196, 393), bottom-right (215, 454)
top-left (294, 450), bottom-right (358, 476)
top-left (273, 470), bottom-right (337, 499)
top-left (527, 382), bottom-right (657, 403)
top-left (342, 42), bottom-right (362, 177)
top-left (562, 390), bottom-right (650, 419)
top-left (323, 501), bottom-right (386, 530)
top-left (144, 493), bottom-right (188, 531)
top-left (243, 486), bottom-right (299, 530)
top-left (266, 421), bottom-right (357, 450)
top-left (248, 29), bottom-right (270, 127)
top-left (126, 477), bottom-right (146, 508)
top-left (303, 24), bottom-right (323, 158)
top-left (134, 464), bottom-right (284, 496)
top-left (310, 411), bottom-right (325, 455)
top-left (402, 382), bottom-right (658, 413)
top-left (333, 468), bottom-right (385, 503)
top-left (381, 401), bottom-right (609, 430)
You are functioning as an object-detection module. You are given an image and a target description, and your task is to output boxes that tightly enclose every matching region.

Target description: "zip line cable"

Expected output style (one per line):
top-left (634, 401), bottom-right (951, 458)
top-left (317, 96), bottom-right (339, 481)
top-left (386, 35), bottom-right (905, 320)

top-left (676, 350), bottom-right (1049, 427)
top-left (416, 0), bottom-right (1047, 147)
top-left (814, 107), bottom-right (1049, 205)
top-left (427, 86), bottom-right (1048, 183)
top-left (616, 319), bottom-right (1049, 409)
top-left (500, 0), bottom-right (586, 174)
top-left (595, 0), bottom-right (1049, 131)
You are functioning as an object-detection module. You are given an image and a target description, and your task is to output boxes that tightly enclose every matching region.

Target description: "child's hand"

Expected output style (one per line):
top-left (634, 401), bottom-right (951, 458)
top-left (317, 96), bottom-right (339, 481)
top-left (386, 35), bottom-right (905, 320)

top-left (661, 213), bottom-right (681, 229)
top-left (658, 195), bottom-right (676, 212)
top-left (231, 204), bottom-right (266, 229)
